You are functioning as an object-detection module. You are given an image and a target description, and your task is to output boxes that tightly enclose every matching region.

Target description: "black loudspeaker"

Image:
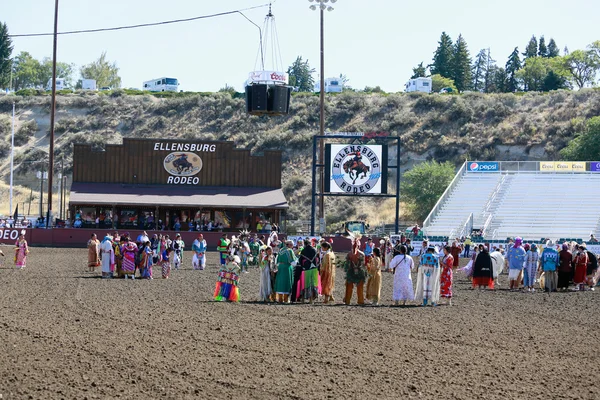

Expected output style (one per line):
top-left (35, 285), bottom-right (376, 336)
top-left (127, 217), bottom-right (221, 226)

top-left (269, 85), bottom-right (291, 114)
top-left (246, 84), bottom-right (268, 113)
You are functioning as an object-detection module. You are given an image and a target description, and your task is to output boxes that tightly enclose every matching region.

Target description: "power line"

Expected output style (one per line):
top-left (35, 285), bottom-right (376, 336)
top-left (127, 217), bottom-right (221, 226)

top-left (9, 3), bottom-right (271, 38)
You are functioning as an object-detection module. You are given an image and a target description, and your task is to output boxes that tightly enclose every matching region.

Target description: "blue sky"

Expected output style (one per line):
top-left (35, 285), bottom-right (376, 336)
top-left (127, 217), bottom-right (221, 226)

top-left (4, 0), bottom-right (599, 92)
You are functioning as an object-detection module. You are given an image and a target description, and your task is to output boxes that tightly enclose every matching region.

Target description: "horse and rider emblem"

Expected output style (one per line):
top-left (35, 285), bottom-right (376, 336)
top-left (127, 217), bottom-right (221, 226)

top-left (329, 144), bottom-right (383, 194)
top-left (163, 152), bottom-right (203, 176)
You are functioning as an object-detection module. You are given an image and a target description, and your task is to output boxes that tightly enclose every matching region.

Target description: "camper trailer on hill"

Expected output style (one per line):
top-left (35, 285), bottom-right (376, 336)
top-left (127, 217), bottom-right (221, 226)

top-left (405, 77), bottom-right (432, 93)
top-left (314, 77), bottom-right (343, 93)
top-left (143, 77), bottom-right (179, 92)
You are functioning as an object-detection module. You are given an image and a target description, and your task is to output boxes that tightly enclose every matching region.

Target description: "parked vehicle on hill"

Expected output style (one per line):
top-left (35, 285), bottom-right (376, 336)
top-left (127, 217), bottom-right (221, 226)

top-left (405, 77), bottom-right (432, 93)
top-left (143, 77), bottom-right (179, 92)
top-left (82, 79), bottom-right (96, 90)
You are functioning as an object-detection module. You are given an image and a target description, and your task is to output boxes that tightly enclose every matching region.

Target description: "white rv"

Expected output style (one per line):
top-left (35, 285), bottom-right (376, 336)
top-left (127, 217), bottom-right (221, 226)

top-left (314, 77), bottom-right (343, 93)
top-left (46, 78), bottom-right (66, 91)
top-left (82, 79), bottom-right (97, 90)
top-left (143, 77), bottom-right (179, 92)
top-left (405, 77), bottom-right (432, 93)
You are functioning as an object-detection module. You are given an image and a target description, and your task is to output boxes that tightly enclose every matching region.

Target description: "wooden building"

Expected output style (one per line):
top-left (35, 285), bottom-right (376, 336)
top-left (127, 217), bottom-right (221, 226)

top-left (68, 138), bottom-right (288, 232)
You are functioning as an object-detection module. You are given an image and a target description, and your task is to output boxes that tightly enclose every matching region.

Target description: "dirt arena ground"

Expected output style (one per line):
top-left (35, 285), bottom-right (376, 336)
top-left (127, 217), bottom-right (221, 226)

top-left (0, 247), bottom-right (599, 400)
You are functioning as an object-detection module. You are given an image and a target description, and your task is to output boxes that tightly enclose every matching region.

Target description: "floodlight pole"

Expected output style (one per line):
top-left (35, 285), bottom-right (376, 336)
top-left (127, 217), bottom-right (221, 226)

top-left (9, 102), bottom-right (15, 216)
top-left (47, 0), bottom-right (59, 228)
top-left (318, 6), bottom-right (325, 233)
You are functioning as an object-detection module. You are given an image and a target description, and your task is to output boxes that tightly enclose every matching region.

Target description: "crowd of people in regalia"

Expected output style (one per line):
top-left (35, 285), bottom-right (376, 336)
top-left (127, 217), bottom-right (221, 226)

top-left (86, 231), bottom-right (185, 280)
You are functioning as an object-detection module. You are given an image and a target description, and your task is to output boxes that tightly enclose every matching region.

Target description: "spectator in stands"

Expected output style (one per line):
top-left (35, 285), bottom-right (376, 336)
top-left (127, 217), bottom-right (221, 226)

top-left (589, 234), bottom-right (598, 243)
top-left (411, 224), bottom-right (420, 237)
top-left (463, 236), bottom-right (472, 257)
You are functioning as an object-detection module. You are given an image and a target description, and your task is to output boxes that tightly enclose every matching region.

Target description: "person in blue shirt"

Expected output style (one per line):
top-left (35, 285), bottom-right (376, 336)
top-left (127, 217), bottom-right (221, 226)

top-left (364, 237), bottom-right (374, 265)
top-left (506, 237), bottom-right (526, 291)
top-left (539, 240), bottom-right (559, 293)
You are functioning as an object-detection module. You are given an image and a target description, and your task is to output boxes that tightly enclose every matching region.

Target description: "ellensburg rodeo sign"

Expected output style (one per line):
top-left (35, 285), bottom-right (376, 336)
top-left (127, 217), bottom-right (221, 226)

top-left (325, 144), bottom-right (388, 194)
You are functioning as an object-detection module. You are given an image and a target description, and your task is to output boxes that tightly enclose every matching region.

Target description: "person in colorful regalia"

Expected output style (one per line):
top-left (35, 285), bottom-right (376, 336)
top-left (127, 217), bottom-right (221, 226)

top-left (113, 236), bottom-right (124, 278)
top-left (366, 247), bottom-right (383, 305)
top-left (415, 245), bottom-right (441, 306)
top-left (298, 239), bottom-right (320, 304)
top-left (249, 235), bottom-right (260, 266)
top-left (140, 241), bottom-right (153, 279)
top-left (440, 245), bottom-right (454, 305)
top-left (238, 231), bottom-right (252, 273)
top-left (172, 234), bottom-right (185, 271)
top-left (161, 247), bottom-right (172, 279)
top-left (319, 241), bottom-right (336, 304)
top-left (14, 230), bottom-right (29, 270)
top-left (121, 236), bottom-right (138, 280)
top-left (344, 232), bottom-right (367, 305)
top-left (214, 254), bottom-right (241, 302)
top-left (274, 240), bottom-right (297, 303)
top-left (100, 234), bottom-right (114, 279)
top-left (87, 233), bottom-right (101, 272)
top-left (217, 233), bottom-right (230, 266)
top-left (192, 233), bottom-right (207, 270)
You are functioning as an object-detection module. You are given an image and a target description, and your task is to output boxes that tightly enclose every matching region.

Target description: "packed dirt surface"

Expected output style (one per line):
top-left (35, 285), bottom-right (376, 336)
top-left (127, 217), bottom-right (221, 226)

top-left (0, 247), bottom-right (599, 400)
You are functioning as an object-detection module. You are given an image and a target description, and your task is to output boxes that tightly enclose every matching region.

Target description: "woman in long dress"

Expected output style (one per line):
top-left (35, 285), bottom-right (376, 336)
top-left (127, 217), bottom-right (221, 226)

top-left (415, 245), bottom-right (441, 306)
top-left (274, 240), bottom-right (297, 303)
top-left (390, 245), bottom-right (415, 305)
top-left (319, 241), bottom-right (336, 304)
top-left (121, 237), bottom-right (138, 280)
top-left (473, 246), bottom-right (494, 289)
top-left (140, 241), bottom-right (153, 279)
top-left (14, 231), bottom-right (29, 269)
top-left (161, 248), bottom-right (172, 279)
top-left (258, 247), bottom-right (273, 302)
top-left (366, 247), bottom-right (383, 305)
top-left (440, 245), bottom-right (454, 305)
top-left (87, 233), bottom-right (101, 272)
top-left (100, 235), bottom-right (114, 279)
top-left (524, 244), bottom-right (539, 292)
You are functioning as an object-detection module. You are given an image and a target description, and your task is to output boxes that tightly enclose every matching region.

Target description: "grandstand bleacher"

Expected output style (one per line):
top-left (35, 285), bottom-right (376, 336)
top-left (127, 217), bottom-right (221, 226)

top-left (422, 161), bottom-right (600, 243)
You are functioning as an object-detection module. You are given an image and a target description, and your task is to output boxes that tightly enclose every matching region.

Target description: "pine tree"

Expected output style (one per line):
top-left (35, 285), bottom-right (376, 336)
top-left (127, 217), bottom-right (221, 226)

top-left (538, 36), bottom-right (548, 57)
top-left (472, 49), bottom-right (488, 92)
top-left (547, 38), bottom-right (560, 57)
top-left (523, 35), bottom-right (538, 59)
top-left (505, 47), bottom-right (521, 92)
top-left (488, 66), bottom-right (507, 93)
top-left (410, 62), bottom-right (427, 79)
top-left (450, 34), bottom-right (472, 92)
top-left (483, 49), bottom-right (497, 93)
top-left (0, 22), bottom-right (13, 89)
top-left (430, 32), bottom-right (454, 78)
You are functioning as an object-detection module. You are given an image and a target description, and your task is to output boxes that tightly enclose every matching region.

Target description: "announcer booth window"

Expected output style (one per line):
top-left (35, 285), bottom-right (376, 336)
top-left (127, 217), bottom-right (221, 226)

top-left (119, 209), bottom-right (138, 228)
top-left (79, 207), bottom-right (96, 228)
top-left (214, 211), bottom-right (231, 230)
top-left (234, 211), bottom-right (250, 230)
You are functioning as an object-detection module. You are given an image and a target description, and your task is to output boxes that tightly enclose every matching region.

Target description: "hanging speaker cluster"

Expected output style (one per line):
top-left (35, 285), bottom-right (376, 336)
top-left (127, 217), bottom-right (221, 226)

top-left (243, 5), bottom-right (292, 116)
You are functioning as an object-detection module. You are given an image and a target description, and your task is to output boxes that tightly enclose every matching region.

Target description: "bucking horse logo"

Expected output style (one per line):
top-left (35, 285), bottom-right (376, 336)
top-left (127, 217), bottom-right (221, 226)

top-left (343, 152), bottom-right (370, 184)
top-left (172, 154), bottom-right (194, 174)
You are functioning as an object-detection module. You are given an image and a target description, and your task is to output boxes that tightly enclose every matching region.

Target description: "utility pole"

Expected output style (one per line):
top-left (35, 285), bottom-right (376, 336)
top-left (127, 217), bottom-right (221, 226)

top-left (47, 0), bottom-right (59, 228)
top-left (39, 166), bottom-right (45, 218)
top-left (9, 101), bottom-right (15, 216)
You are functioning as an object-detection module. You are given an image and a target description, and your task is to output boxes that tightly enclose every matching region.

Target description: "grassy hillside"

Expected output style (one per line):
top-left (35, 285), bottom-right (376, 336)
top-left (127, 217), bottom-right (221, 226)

top-left (0, 89), bottom-right (599, 228)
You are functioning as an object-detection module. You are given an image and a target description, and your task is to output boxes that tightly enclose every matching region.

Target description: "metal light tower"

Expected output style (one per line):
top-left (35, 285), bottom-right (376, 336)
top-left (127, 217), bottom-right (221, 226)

top-left (308, 0), bottom-right (337, 234)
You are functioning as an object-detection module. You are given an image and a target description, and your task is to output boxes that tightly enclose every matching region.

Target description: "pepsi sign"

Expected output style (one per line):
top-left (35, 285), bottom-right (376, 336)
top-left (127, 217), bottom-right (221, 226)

top-left (467, 161), bottom-right (499, 172)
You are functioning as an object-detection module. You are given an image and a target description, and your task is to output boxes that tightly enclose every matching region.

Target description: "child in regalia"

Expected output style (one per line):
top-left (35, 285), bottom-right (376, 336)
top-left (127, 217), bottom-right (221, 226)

top-left (214, 254), bottom-right (241, 302)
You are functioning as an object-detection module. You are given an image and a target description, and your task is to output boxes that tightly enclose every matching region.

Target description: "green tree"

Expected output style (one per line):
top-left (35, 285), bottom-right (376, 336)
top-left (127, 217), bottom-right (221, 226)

top-left (563, 49), bottom-right (599, 89)
top-left (410, 62), bottom-right (427, 79)
top-left (538, 36), bottom-right (548, 57)
top-left (517, 56), bottom-right (570, 91)
top-left (218, 84), bottom-right (237, 95)
top-left (0, 22), bottom-right (13, 89)
top-left (588, 40), bottom-right (600, 63)
top-left (472, 49), bottom-right (488, 92)
top-left (547, 38), bottom-right (560, 57)
top-left (430, 32), bottom-right (454, 78)
top-left (524, 35), bottom-right (538, 59)
top-left (286, 56), bottom-right (315, 92)
top-left (80, 52), bottom-right (122, 89)
top-left (450, 34), bottom-right (472, 92)
top-left (12, 51), bottom-right (43, 90)
top-left (431, 74), bottom-right (457, 93)
top-left (400, 161), bottom-right (456, 221)
top-left (560, 117), bottom-right (600, 161)
top-left (486, 66), bottom-right (507, 93)
top-left (505, 47), bottom-right (522, 92)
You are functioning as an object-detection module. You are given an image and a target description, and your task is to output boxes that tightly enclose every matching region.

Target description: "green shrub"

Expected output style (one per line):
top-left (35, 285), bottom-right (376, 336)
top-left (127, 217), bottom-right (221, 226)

top-left (13, 120), bottom-right (38, 146)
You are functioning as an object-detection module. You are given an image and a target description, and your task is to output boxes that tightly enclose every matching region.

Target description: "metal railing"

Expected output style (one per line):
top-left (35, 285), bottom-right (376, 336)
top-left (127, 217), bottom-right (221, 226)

top-left (482, 174), bottom-right (507, 216)
top-left (449, 213), bottom-right (473, 240)
top-left (423, 161), bottom-right (466, 233)
top-left (481, 213), bottom-right (493, 237)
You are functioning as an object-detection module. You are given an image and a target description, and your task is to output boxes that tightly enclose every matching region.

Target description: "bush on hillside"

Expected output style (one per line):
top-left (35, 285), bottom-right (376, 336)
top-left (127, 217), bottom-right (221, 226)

top-left (559, 116), bottom-right (600, 160)
top-left (14, 120), bottom-right (38, 146)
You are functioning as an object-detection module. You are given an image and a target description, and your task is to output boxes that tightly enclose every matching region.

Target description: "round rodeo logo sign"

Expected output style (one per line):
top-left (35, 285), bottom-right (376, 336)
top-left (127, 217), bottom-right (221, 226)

top-left (331, 145), bottom-right (381, 194)
top-left (163, 152), bottom-right (202, 176)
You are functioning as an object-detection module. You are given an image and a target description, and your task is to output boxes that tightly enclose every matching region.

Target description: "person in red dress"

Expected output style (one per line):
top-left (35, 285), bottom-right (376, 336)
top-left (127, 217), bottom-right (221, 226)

top-left (440, 245), bottom-right (454, 305)
top-left (573, 245), bottom-right (589, 291)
